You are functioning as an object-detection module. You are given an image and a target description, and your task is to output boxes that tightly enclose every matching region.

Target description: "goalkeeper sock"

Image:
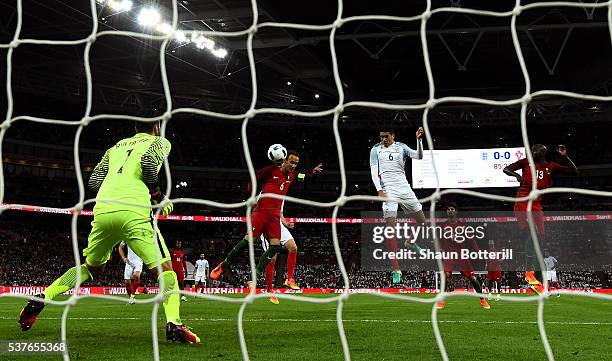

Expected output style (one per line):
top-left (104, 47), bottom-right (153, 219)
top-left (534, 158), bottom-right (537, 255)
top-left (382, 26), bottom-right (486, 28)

top-left (43, 264), bottom-right (92, 301)
top-left (286, 251), bottom-right (297, 280)
top-left (224, 238), bottom-right (249, 266)
top-left (159, 271), bottom-right (181, 325)
top-left (265, 258), bottom-right (276, 292)
top-left (256, 245), bottom-right (282, 276)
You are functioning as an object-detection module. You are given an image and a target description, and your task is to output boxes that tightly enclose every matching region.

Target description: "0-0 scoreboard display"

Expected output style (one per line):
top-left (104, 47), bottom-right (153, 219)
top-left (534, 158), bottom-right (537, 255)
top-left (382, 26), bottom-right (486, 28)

top-left (411, 147), bottom-right (526, 189)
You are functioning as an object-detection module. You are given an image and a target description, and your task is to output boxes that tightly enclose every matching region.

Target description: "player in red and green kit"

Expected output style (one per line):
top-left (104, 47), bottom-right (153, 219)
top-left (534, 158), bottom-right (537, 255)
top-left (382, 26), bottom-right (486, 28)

top-left (487, 240), bottom-right (502, 300)
top-left (436, 202), bottom-right (490, 310)
top-left (504, 144), bottom-right (578, 295)
top-left (210, 149), bottom-right (322, 285)
top-left (171, 241), bottom-right (188, 302)
top-left (19, 121), bottom-right (200, 344)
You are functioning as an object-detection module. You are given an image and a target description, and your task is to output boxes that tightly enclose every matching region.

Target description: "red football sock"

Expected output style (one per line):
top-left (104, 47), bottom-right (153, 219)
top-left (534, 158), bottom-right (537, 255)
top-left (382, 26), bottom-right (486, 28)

top-left (126, 282), bottom-right (133, 296)
top-left (132, 279), bottom-right (140, 294)
top-left (265, 258), bottom-right (276, 292)
top-left (287, 251), bottom-right (297, 280)
top-left (386, 237), bottom-right (400, 270)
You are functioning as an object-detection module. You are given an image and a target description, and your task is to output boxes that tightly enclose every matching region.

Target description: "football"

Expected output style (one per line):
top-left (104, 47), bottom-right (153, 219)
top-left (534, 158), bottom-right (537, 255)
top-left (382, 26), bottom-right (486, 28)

top-left (267, 144), bottom-right (287, 163)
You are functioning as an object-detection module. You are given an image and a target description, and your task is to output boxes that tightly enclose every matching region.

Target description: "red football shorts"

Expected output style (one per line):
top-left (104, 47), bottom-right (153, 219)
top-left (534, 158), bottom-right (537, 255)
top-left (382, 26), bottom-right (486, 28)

top-left (514, 200), bottom-right (544, 235)
top-left (443, 259), bottom-right (475, 278)
top-left (173, 267), bottom-right (185, 282)
top-left (488, 271), bottom-right (502, 281)
top-left (249, 211), bottom-right (281, 240)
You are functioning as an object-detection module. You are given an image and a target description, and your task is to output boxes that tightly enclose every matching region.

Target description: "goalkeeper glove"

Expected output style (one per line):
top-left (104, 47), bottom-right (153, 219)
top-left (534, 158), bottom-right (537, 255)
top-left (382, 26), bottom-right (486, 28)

top-left (157, 201), bottom-right (173, 217)
top-left (150, 186), bottom-right (174, 217)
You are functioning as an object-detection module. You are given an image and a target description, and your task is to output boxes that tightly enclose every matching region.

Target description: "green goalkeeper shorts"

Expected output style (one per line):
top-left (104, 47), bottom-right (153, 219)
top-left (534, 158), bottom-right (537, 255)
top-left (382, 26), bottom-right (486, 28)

top-left (83, 210), bottom-right (171, 269)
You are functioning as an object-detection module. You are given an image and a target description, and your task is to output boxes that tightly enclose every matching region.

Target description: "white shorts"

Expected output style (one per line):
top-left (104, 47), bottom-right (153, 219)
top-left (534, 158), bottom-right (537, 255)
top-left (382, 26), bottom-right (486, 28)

top-left (382, 190), bottom-right (422, 218)
top-left (546, 271), bottom-right (557, 283)
top-left (124, 259), bottom-right (143, 280)
top-left (195, 274), bottom-right (207, 284)
top-left (261, 222), bottom-right (293, 251)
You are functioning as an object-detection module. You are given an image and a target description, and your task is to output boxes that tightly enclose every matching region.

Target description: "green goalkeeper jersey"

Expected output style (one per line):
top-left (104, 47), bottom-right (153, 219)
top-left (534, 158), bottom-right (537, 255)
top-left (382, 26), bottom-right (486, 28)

top-left (89, 133), bottom-right (171, 217)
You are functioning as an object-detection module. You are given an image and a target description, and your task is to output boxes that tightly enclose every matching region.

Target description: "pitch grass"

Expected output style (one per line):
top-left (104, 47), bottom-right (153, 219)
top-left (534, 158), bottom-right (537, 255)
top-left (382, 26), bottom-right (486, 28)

top-left (0, 293), bottom-right (610, 360)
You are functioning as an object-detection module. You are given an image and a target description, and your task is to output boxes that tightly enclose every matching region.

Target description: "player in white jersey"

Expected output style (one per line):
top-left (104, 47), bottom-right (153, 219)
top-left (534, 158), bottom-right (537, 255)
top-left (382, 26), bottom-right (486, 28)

top-left (260, 210), bottom-right (299, 304)
top-left (118, 241), bottom-right (144, 305)
top-left (370, 127), bottom-right (426, 284)
top-left (194, 254), bottom-right (209, 293)
top-left (544, 255), bottom-right (560, 297)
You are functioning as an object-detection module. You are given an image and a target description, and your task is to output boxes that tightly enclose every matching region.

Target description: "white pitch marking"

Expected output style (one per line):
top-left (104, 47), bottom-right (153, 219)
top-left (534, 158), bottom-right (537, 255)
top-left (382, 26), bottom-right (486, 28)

top-left (0, 316), bottom-right (609, 325)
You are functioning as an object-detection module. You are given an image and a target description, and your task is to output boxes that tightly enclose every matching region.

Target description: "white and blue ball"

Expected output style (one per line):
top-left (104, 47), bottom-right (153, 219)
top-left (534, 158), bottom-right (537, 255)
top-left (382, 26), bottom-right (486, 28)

top-left (267, 144), bottom-right (287, 163)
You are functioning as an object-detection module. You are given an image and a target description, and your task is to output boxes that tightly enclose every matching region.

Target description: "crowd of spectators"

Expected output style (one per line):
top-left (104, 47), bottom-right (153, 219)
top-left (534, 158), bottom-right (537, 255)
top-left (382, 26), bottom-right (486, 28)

top-left (5, 105), bottom-right (612, 170)
top-left (1, 214), bottom-right (610, 290)
top-left (4, 114), bottom-right (612, 209)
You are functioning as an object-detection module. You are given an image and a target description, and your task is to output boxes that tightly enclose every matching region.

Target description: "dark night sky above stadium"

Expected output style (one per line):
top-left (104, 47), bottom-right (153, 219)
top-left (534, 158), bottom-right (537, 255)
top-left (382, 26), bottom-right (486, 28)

top-left (0, 0), bottom-right (610, 210)
top-left (0, 0), bottom-right (610, 116)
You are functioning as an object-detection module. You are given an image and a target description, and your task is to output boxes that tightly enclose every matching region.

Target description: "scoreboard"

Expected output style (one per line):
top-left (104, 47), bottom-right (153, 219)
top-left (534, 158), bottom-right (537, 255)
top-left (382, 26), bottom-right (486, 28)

top-left (411, 147), bottom-right (526, 189)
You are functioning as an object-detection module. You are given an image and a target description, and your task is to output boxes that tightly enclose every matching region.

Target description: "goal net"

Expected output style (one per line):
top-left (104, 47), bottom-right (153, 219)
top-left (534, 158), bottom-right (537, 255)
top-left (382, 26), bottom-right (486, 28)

top-left (1, 1), bottom-right (611, 360)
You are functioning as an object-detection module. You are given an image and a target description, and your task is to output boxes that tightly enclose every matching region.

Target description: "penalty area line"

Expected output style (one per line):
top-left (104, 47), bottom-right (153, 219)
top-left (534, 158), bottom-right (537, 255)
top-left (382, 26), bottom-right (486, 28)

top-left (0, 316), bottom-right (609, 325)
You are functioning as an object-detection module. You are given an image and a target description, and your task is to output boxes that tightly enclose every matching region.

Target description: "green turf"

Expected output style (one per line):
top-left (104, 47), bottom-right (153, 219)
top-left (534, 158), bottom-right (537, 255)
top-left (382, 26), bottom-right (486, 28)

top-left (0, 293), bottom-right (610, 360)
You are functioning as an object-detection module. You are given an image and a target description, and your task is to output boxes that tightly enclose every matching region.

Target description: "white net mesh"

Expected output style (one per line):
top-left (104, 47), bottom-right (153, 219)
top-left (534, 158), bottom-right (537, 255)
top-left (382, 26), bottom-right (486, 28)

top-left (1, 0), bottom-right (612, 360)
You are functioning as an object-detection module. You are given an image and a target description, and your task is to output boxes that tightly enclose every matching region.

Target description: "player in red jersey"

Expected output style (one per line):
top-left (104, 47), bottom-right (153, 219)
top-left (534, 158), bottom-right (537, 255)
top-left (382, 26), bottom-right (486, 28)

top-left (210, 149), bottom-right (323, 286)
top-left (171, 241), bottom-right (188, 302)
top-left (436, 202), bottom-right (490, 310)
top-left (504, 144), bottom-right (578, 295)
top-left (487, 240), bottom-right (502, 300)
top-left (261, 210), bottom-right (299, 305)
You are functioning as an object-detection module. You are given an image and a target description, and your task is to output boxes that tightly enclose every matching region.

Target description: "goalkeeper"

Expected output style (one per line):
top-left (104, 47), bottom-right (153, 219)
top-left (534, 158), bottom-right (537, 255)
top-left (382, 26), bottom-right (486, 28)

top-left (19, 121), bottom-right (200, 344)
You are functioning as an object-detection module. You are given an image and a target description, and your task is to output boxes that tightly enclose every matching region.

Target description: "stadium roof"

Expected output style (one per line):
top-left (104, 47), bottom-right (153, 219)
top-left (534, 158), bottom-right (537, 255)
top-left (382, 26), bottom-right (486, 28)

top-left (0, 0), bottom-right (610, 123)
